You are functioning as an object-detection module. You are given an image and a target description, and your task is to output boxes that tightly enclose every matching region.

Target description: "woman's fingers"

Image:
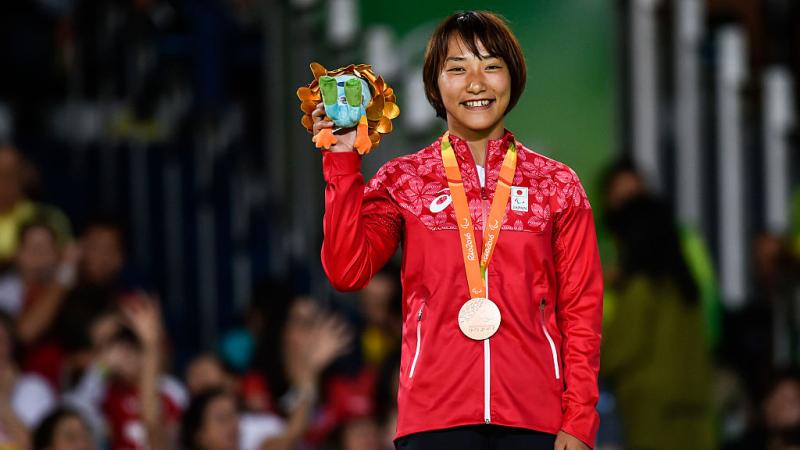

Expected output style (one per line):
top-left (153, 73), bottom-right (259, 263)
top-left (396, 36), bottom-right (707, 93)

top-left (312, 102), bottom-right (336, 136)
top-left (311, 102), bottom-right (326, 119)
top-left (313, 120), bottom-right (333, 133)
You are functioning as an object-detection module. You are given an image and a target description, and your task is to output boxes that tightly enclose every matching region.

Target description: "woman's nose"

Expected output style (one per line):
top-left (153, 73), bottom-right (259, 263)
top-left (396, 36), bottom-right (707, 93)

top-left (466, 71), bottom-right (486, 94)
top-left (467, 80), bottom-right (485, 94)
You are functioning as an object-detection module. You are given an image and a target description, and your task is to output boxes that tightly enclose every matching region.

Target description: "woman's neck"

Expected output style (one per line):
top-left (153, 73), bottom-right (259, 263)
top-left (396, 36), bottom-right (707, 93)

top-left (446, 120), bottom-right (505, 167)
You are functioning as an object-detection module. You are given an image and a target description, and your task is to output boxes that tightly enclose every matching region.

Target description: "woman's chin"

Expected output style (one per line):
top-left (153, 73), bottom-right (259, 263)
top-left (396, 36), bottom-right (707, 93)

top-left (457, 118), bottom-right (502, 134)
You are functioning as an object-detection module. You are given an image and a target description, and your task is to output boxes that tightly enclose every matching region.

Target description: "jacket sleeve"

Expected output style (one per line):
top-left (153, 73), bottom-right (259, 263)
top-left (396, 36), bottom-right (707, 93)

top-left (321, 151), bottom-right (402, 291)
top-left (552, 175), bottom-right (604, 449)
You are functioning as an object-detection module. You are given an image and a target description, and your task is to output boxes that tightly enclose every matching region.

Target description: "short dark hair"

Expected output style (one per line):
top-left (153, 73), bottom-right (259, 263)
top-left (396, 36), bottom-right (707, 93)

top-left (181, 388), bottom-right (234, 450)
top-left (33, 408), bottom-right (91, 450)
top-left (423, 11), bottom-right (527, 119)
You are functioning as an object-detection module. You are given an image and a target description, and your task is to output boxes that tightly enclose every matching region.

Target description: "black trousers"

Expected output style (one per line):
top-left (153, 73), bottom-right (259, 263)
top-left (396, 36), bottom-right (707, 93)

top-left (395, 425), bottom-right (557, 450)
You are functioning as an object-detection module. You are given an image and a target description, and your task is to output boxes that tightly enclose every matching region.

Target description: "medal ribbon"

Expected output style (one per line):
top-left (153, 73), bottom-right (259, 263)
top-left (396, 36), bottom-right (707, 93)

top-left (440, 131), bottom-right (517, 299)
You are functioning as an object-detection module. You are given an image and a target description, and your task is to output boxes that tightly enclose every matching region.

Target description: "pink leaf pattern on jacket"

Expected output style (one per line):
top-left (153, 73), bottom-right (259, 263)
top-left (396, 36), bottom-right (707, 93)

top-left (364, 134), bottom-right (590, 233)
top-left (531, 177), bottom-right (557, 203)
top-left (528, 204), bottom-right (551, 232)
top-left (397, 177), bottom-right (439, 216)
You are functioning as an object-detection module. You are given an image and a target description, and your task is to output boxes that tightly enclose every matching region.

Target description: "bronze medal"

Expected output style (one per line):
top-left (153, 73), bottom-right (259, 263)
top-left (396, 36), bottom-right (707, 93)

top-left (458, 297), bottom-right (502, 340)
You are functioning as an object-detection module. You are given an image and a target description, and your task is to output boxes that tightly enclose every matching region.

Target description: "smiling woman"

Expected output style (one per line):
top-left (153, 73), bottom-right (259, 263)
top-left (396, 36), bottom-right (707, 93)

top-left (316, 10), bottom-right (602, 450)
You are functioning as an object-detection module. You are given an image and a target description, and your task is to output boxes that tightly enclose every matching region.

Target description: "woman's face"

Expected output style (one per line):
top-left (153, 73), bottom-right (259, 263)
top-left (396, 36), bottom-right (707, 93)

top-left (438, 35), bottom-right (511, 137)
top-left (80, 227), bottom-right (123, 285)
top-left (16, 226), bottom-right (59, 283)
top-left (198, 395), bottom-right (239, 450)
top-left (185, 355), bottom-right (228, 396)
top-left (48, 415), bottom-right (95, 450)
top-left (283, 297), bottom-right (319, 354)
top-left (605, 171), bottom-right (646, 211)
top-left (341, 418), bottom-right (381, 450)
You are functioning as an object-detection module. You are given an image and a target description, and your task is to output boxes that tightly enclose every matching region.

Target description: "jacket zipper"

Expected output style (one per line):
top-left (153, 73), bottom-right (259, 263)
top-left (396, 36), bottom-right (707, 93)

top-left (540, 298), bottom-right (560, 380)
top-left (480, 176), bottom-right (491, 424)
top-left (409, 304), bottom-right (425, 378)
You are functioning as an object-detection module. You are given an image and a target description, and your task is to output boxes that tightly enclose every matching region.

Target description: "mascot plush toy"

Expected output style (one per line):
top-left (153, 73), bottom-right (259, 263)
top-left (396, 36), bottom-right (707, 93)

top-left (297, 63), bottom-right (399, 155)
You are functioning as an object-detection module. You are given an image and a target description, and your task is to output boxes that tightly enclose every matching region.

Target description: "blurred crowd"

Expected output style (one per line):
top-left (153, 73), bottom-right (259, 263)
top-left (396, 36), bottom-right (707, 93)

top-left (597, 160), bottom-right (800, 450)
top-left (0, 141), bottom-right (405, 450)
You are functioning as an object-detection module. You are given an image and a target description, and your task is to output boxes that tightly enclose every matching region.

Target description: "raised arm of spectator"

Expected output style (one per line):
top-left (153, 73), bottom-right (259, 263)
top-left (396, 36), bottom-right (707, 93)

top-left (260, 312), bottom-right (352, 450)
top-left (16, 243), bottom-right (80, 344)
top-left (122, 295), bottom-right (172, 450)
top-left (0, 366), bottom-right (30, 450)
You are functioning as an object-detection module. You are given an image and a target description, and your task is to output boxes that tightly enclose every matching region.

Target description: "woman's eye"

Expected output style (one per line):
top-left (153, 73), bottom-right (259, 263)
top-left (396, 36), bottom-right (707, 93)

top-left (487, 65), bottom-right (502, 70)
top-left (447, 67), bottom-right (465, 73)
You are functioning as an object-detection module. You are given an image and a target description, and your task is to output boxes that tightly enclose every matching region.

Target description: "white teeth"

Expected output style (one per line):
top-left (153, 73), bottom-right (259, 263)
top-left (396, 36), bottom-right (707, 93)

top-left (465, 100), bottom-right (491, 107)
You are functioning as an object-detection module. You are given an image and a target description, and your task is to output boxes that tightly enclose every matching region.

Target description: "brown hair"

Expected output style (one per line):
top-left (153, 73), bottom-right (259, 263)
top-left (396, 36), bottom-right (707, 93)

top-left (422, 11), bottom-right (527, 119)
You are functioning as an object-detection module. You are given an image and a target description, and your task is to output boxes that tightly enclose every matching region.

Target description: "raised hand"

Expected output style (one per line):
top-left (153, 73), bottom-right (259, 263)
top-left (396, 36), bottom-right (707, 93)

top-left (312, 103), bottom-right (357, 154)
top-left (56, 241), bottom-right (82, 288)
top-left (286, 308), bottom-right (353, 389)
top-left (304, 314), bottom-right (353, 375)
top-left (120, 293), bottom-right (163, 350)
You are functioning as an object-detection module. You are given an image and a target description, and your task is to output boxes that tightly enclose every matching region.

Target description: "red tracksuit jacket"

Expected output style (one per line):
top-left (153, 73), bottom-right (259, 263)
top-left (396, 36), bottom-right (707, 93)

top-left (321, 130), bottom-right (603, 448)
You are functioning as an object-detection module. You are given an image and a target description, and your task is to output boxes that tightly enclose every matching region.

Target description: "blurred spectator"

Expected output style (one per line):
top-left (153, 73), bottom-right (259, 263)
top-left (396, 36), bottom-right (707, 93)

top-left (249, 286), bottom-right (352, 412)
top-left (0, 309), bottom-right (57, 449)
top-left (356, 265), bottom-right (401, 369)
top-left (764, 368), bottom-right (800, 450)
top-left (219, 279), bottom-right (298, 375)
top-left (75, 216), bottom-right (126, 289)
top-left (601, 196), bottom-right (716, 450)
top-left (33, 408), bottom-right (96, 450)
top-left (336, 417), bottom-right (382, 450)
top-left (181, 389), bottom-right (239, 450)
top-left (184, 351), bottom-right (289, 450)
top-left (753, 232), bottom-right (800, 367)
top-left (65, 294), bottom-right (183, 450)
top-left (245, 291), bottom-right (353, 448)
top-left (0, 145), bottom-right (71, 266)
top-left (185, 354), bottom-right (237, 397)
top-left (18, 215), bottom-right (139, 387)
top-left (181, 386), bottom-right (285, 450)
top-left (372, 351), bottom-right (399, 450)
top-left (103, 297), bottom-right (179, 450)
top-left (0, 221), bottom-right (64, 318)
top-left (600, 158), bottom-right (722, 350)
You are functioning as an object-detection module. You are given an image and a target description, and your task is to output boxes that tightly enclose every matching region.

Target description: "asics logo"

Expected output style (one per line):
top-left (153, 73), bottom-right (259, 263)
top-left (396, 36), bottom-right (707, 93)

top-left (429, 189), bottom-right (452, 213)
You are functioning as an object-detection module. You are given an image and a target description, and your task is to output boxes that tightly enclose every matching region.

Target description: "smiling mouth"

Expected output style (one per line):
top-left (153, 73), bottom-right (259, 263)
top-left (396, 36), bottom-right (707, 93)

top-left (461, 99), bottom-right (495, 110)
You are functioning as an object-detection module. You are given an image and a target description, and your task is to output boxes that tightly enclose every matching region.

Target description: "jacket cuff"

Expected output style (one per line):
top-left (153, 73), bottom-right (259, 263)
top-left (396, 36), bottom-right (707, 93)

top-left (560, 402), bottom-right (600, 449)
top-left (322, 150), bottom-right (361, 182)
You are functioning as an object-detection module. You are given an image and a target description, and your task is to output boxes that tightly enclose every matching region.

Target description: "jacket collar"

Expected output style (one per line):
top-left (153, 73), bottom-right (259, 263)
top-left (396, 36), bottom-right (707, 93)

top-left (440, 129), bottom-right (516, 195)
top-left (445, 128), bottom-right (516, 167)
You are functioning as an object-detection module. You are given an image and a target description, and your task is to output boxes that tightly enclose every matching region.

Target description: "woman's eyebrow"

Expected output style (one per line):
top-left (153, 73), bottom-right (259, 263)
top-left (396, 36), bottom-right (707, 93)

top-left (445, 54), bottom-right (498, 62)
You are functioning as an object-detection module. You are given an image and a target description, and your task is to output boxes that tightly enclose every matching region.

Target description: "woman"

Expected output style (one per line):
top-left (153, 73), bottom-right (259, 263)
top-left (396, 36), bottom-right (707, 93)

top-left (33, 409), bottom-right (95, 450)
top-left (247, 290), bottom-right (354, 449)
top-left (181, 389), bottom-right (240, 450)
top-left (315, 11), bottom-right (602, 450)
